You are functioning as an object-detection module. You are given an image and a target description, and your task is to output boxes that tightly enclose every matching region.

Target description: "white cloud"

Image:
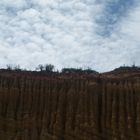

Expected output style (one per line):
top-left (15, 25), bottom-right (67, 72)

top-left (0, 0), bottom-right (140, 72)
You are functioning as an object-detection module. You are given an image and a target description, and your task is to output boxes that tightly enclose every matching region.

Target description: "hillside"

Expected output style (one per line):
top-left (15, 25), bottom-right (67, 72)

top-left (0, 68), bottom-right (140, 140)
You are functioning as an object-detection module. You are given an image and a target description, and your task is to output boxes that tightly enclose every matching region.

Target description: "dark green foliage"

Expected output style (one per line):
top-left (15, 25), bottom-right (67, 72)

top-left (61, 67), bottom-right (98, 74)
top-left (62, 68), bottom-right (83, 73)
top-left (113, 65), bottom-right (140, 73)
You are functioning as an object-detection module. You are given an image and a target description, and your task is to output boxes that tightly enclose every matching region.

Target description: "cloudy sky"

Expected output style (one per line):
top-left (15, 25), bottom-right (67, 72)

top-left (0, 0), bottom-right (140, 72)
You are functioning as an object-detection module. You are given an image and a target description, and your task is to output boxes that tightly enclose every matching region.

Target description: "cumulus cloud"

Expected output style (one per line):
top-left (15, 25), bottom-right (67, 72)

top-left (0, 0), bottom-right (140, 71)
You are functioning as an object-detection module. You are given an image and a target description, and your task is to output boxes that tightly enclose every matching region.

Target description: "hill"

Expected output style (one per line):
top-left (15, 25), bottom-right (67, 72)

top-left (0, 67), bottom-right (140, 140)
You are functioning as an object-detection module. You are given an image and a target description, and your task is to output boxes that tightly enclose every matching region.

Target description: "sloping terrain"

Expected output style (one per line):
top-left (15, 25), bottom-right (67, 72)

top-left (0, 70), bottom-right (140, 140)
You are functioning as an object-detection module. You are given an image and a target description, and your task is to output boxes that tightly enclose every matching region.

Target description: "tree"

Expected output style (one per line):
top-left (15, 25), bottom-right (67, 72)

top-left (83, 67), bottom-right (98, 74)
top-left (14, 64), bottom-right (21, 71)
top-left (36, 64), bottom-right (54, 72)
top-left (6, 64), bottom-right (21, 71)
top-left (36, 64), bottom-right (44, 71)
top-left (61, 68), bottom-right (83, 74)
top-left (44, 64), bottom-right (54, 72)
top-left (6, 64), bottom-right (12, 70)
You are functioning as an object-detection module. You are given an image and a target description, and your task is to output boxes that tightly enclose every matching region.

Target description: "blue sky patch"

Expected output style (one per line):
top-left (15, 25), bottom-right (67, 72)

top-left (96, 0), bottom-right (136, 36)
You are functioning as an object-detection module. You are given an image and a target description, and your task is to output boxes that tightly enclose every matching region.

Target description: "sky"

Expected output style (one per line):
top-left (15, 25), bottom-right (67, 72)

top-left (0, 0), bottom-right (140, 72)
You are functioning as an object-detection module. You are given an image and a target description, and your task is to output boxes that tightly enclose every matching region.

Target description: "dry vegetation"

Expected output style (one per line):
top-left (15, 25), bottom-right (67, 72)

top-left (0, 67), bottom-right (140, 140)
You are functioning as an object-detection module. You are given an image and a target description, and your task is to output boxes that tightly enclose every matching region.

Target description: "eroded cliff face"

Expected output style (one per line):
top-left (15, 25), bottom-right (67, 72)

top-left (0, 72), bottom-right (140, 140)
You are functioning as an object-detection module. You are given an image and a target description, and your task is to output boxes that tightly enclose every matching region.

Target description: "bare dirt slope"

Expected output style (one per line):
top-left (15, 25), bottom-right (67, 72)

top-left (0, 69), bottom-right (140, 140)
